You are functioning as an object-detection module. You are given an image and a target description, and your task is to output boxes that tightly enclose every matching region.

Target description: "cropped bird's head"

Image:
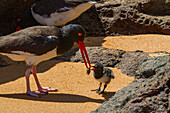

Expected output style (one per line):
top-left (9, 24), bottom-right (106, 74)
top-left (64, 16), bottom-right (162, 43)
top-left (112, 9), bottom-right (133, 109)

top-left (92, 62), bottom-right (103, 71)
top-left (62, 24), bottom-right (91, 70)
top-left (62, 24), bottom-right (86, 42)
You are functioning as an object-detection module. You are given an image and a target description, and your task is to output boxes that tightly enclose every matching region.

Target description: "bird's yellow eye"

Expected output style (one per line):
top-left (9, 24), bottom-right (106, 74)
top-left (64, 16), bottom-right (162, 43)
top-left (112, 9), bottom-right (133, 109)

top-left (78, 33), bottom-right (82, 37)
top-left (17, 18), bottom-right (21, 22)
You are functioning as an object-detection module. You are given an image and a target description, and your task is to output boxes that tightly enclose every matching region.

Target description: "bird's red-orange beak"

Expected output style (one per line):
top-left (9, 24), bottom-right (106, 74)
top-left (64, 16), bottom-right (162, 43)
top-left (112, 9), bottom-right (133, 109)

top-left (92, 67), bottom-right (96, 70)
top-left (78, 41), bottom-right (91, 69)
top-left (15, 26), bottom-right (21, 31)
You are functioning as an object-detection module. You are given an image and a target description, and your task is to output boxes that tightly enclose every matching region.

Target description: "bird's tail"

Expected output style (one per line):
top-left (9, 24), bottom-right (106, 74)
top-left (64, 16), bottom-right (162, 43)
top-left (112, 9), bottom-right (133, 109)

top-left (87, 1), bottom-right (97, 4)
top-left (110, 71), bottom-right (115, 79)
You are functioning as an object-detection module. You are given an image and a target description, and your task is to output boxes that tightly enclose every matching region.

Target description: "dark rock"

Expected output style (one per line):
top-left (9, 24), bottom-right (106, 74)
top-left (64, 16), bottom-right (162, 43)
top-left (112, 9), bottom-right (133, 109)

top-left (54, 47), bottom-right (125, 67)
top-left (137, 0), bottom-right (170, 16)
top-left (136, 55), bottom-right (170, 78)
top-left (0, 57), bottom-right (9, 67)
top-left (115, 51), bottom-right (149, 76)
top-left (70, 47), bottom-right (125, 67)
top-left (131, 97), bottom-right (143, 103)
top-left (69, 6), bottom-right (106, 36)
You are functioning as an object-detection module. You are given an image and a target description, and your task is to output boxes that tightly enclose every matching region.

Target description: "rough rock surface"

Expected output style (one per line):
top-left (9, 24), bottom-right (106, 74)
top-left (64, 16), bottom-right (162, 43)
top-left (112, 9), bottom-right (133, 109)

top-left (115, 51), bottom-right (149, 76)
top-left (91, 55), bottom-right (170, 113)
top-left (71, 47), bottom-right (126, 67)
top-left (71, 0), bottom-right (170, 35)
top-left (54, 47), bottom-right (125, 67)
top-left (136, 55), bottom-right (170, 78)
top-left (0, 0), bottom-right (169, 36)
top-left (0, 57), bottom-right (9, 67)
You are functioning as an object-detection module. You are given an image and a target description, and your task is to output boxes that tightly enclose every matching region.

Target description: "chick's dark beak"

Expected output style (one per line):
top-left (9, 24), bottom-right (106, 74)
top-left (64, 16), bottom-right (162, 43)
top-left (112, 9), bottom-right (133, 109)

top-left (78, 41), bottom-right (91, 70)
top-left (92, 66), bottom-right (96, 70)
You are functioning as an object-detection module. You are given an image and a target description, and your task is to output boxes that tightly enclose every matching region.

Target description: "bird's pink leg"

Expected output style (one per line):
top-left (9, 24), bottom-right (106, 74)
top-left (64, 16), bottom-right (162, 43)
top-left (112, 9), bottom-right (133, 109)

top-left (25, 68), bottom-right (44, 97)
top-left (31, 66), bottom-right (58, 92)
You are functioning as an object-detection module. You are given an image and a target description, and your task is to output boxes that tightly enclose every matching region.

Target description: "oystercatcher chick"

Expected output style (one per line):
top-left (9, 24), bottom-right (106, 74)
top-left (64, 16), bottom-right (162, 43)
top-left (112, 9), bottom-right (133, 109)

top-left (31, 0), bottom-right (97, 26)
top-left (0, 24), bottom-right (91, 97)
top-left (91, 63), bottom-right (114, 94)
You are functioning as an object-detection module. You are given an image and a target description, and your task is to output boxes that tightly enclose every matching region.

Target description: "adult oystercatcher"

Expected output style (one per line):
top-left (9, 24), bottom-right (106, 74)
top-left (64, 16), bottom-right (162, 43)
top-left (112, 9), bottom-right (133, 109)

top-left (91, 63), bottom-right (114, 94)
top-left (31, 0), bottom-right (97, 26)
top-left (0, 24), bottom-right (91, 97)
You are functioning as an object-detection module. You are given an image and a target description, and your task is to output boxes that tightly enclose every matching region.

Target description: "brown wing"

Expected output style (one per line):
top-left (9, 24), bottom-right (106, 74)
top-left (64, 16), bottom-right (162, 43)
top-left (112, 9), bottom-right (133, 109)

top-left (0, 26), bottom-right (60, 55)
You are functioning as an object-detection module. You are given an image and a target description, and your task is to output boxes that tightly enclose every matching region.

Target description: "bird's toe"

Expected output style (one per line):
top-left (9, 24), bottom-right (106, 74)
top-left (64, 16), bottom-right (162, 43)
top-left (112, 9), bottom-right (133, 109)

top-left (39, 87), bottom-right (58, 92)
top-left (91, 88), bottom-right (100, 92)
top-left (26, 91), bottom-right (41, 97)
top-left (99, 91), bottom-right (104, 95)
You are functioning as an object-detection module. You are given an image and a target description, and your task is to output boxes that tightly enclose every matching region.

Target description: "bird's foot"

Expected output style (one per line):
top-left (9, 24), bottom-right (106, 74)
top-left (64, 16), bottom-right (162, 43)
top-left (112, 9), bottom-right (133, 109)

top-left (99, 91), bottom-right (105, 95)
top-left (91, 88), bottom-right (100, 93)
top-left (26, 91), bottom-right (46, 97)
top-left (38, 87), bottom-right (58, 93)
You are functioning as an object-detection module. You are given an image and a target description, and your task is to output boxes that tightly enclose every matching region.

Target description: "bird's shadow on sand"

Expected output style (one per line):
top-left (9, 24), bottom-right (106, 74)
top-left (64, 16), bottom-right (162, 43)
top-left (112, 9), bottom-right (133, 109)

top-left (101, 91), bottom-right (116, 101)
top-left (0, 93), bottom-right (104, 103)
top-left (0, 55), bottom-right (62, 85)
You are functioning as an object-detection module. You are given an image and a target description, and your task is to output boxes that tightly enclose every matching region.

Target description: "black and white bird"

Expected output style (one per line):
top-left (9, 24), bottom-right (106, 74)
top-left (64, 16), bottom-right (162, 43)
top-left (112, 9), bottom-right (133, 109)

top-left (91, 63), bottom-right (114, 94)
top-left (0, 24), bottom-right (91, 97)
top-left (31, 0), bottom-right (97, 26)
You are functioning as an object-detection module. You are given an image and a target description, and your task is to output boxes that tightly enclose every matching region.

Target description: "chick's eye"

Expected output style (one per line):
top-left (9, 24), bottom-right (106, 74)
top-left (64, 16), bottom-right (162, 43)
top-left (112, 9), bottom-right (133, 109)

top-left (78, 33), bottom-right (82, 37)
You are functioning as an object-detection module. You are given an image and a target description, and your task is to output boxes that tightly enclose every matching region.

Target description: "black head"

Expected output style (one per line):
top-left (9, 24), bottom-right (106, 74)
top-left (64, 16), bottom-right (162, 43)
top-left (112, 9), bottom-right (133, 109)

top-left (61, 24), bottom-right (91, 70)
top-left (61, 24), bottom-right (86, 42)
top-left (92, 62), bottom-right (103, 71)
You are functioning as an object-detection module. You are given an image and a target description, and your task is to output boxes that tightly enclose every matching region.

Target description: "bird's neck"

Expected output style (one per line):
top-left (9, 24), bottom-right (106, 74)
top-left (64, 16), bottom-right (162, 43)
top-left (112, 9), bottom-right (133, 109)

top-left (57, 35), bottom-right (74, 55)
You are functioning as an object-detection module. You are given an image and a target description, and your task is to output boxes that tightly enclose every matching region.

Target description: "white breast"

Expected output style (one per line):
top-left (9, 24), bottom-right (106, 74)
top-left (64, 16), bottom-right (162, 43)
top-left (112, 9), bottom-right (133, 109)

top-left (31, 7), bottom-right (78, 26)
top-left (26, 48), bottom-right (57, 66)
top-left (1, 48), bottom-right (57, 66)
top-left (96, 75), bottom-right (110, 83)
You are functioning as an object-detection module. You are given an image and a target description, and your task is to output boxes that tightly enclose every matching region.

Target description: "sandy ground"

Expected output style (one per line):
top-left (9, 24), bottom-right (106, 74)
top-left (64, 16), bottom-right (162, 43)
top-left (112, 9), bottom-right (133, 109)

top-left (0, 34), bottom-right (169, 113)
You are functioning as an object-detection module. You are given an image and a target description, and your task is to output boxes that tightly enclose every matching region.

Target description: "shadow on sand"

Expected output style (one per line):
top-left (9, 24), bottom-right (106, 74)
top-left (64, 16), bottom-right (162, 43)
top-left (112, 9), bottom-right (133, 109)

top-left (102, 91), bottom-right (116, 101)
top-left (0, 55), bottom-right (62, 85)
top-left (0, 93), bottom-right (104, 103)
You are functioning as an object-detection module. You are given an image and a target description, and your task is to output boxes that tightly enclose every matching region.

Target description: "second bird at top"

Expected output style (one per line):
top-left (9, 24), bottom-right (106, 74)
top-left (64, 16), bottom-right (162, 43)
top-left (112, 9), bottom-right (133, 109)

top-left (31, 0), bottom-right (97, 26)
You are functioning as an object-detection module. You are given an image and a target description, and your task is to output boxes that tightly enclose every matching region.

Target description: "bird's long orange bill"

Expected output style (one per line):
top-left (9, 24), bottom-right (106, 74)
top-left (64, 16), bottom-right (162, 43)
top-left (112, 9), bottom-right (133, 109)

top-left (78, 41), bottom-right (91, 69)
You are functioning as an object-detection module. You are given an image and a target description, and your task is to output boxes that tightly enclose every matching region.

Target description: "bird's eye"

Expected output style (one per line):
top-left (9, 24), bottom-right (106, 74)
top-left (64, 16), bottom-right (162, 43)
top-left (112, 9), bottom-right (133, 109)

top-left (17, 18), bottom-right (21, 22)
top-left (78, 33), bottom-right (82, 37)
